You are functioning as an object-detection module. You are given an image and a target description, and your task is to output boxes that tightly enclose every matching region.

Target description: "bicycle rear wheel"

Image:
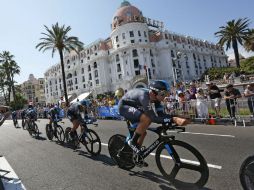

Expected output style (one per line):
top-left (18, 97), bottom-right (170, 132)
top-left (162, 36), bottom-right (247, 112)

top-left (240, 155), bottom-right (254, 190)
top-left (46, 124), bottom-right (53, 140)
top-left (155, 140), bottom-right (209, 189)
top-left (33, 123), bottom-right (40, 138)
top-left (108, 134), bottom-right (135, 170)
top-left (56, 125), bottom-right (65, 143)
top-left (82, 129), bottom-right (101, 156)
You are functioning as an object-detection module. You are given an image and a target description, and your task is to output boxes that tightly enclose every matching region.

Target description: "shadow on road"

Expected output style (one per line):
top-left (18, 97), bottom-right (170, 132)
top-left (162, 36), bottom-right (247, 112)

top-left (35, 136), bottom-right (47, 141)
top-left (75, 149), bottom-right (115, 166)
top-left (128, 170), bottom-right (212, 190)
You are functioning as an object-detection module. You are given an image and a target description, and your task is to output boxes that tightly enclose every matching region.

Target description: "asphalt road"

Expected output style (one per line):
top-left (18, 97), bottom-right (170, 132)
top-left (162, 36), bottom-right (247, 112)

top-left (0, 119), bottom-right (254, 190)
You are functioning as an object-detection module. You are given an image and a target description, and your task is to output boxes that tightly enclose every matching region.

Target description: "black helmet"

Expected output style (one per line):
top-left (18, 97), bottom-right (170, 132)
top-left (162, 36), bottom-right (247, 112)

top-left (149, 80), bottom-right (170, 92)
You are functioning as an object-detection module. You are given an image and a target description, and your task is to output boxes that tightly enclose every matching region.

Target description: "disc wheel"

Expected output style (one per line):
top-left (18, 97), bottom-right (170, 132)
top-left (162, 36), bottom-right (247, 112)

top-left (108, 134), bottom-right (135, 170)
top-left (240, 155), bottom-right (254, 190)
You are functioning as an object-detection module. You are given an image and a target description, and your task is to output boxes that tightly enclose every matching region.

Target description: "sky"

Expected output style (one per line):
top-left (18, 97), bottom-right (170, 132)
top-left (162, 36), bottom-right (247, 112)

top-left (0, 0), bottom-right (254, 84)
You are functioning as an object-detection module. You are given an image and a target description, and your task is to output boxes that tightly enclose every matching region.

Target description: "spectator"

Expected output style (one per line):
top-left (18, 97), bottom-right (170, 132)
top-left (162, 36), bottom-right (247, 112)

top-left (189, 82), bottom-right (197, 116)
top-left (177, 91), bottom-right (188, 115)
top-left (243, 85), bottom-right (254, 117)
top-left (195, 88), bottom-right (208, 120)
top-left (224, 84), bottom-right (241, 119)
top-left (206, 82), bottom-right (222, 118)
top-left (223, 73), bottom-right (229, 83)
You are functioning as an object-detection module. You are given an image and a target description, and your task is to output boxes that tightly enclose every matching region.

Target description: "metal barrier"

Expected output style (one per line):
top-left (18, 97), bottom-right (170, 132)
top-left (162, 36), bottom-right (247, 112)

top-left (165, 98), bottom-right (254, 127)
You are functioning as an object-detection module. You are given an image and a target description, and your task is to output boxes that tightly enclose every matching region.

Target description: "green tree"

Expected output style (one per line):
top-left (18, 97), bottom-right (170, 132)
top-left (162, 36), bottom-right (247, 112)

top-left (215, 18), bottom-right (250, 68)
top-left (0, 51), bottom-right (20, 104)
top-left (36, 22), bottom-right (84, 106)
top-left (244, 29), bottom-right (254, 52)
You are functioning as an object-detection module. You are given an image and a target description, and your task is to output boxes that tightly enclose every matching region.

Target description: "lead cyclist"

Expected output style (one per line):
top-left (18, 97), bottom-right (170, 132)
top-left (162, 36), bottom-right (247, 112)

top-left (118, 80), bottom-right (190, 166)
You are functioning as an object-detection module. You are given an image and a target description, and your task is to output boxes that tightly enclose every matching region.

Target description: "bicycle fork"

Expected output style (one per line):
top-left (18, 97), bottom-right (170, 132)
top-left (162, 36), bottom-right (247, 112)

top-left (164, 143), bottom-right (181, 166)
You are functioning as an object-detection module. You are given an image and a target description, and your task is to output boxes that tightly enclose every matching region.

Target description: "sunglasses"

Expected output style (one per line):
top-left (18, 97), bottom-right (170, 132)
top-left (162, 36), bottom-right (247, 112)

top-left (157, 91), bottom-right (167, 97)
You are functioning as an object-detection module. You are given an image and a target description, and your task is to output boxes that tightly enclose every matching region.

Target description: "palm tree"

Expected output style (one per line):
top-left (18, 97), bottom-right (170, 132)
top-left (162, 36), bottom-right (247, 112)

top-left (244, 29), bottom-right (254, 52)
top-left (0, 51), bottom-right (20, 104)
top-left (215, 18), bottom-right (250, 68)
top-left (36, 22), bottom-right (84, 106)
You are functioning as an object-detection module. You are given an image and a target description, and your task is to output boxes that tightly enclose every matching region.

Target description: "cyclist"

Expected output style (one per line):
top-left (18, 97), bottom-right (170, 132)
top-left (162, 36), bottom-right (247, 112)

top-left (67, 100), bottom-right (89, 141)
top-left (118, 80), bottom-right (189, 155)
top-left (47, 105), bottom-right (62, 138)
top-left (11, 110), bottom-right (18, 127)
top-left (26, 104), bottom-right (37, 123)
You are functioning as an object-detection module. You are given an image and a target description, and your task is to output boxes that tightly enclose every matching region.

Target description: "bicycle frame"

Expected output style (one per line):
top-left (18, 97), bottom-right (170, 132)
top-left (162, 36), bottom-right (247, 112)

top-left (126, 123), bottom-right (185, 159)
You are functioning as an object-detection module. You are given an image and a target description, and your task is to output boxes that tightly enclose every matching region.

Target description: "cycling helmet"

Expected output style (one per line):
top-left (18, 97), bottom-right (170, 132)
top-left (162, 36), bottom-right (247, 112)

top-left (149, 80), bottom-right (170, 92)
top-left (80, 99), bottom-right (88, 106)
top-left (114, 88), bottom-right (124, 99)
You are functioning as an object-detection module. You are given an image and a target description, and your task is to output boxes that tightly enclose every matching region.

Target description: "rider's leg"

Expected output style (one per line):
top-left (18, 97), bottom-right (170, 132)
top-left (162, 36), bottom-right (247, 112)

top-left (69, 119), bottom-right (80, 139)
top-left (128, 114), bottom-right (151, 153)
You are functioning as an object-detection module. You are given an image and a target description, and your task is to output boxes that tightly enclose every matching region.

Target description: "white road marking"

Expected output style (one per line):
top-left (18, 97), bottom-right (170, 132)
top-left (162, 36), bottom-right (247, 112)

top-left (168, 131), bottom-right (235, 138)
top-left (101, 143), bottom-right (222, 170)
top-left (0, 156), bottom-right (26, 190)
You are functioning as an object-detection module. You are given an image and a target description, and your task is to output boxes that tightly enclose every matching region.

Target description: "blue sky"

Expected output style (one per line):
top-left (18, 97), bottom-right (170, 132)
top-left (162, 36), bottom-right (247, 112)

top-left (0, 0), bottom-right (254, 84)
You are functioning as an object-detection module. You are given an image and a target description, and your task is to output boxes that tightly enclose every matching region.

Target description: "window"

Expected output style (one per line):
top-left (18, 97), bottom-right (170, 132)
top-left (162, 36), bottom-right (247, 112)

top-left (150, 49), bottom-right (154, 57)
top-left (82, 68), bottom-right (84, 74)
top-left (82, 76), bottom-right (85, 82)
top-left (81, 59), bottom-right (83, 63)
top-left (131, 40), bottom-right (135, 43)
top-left (74, 71), bottom-right (77, 76)
top-left (75, 78), bottom-right (78, 84)
top-left (94, 70), bottom-right (98, 77)
top-left (132, 49), bottom-right (138, 57)
top-left (94, 62), bottom-right (97, 68)
top-left (83, 84), bottom-right (86, 88)
top-left (89, 73), bottom-right (92, 80)
top-left (144, 31), bottom-right (147, 38)
top-left (76, 86), bottom-right (78, 90)
top-left (138, 30), bottom-right (141, 36)
top-left (122, 33), bottom-right (125, 40)
top-left (116, 36), bottom-right (118, 42)
top-left (139, 39), bottom-right (142, 42)
top-left (117, 64), bottom-right (121, 72)
top-left (134, 59), bottom-right (139, 68)
top-left (116, 54), bottom-right (120, 62)
top-left (135, 70), bottom-right (140, 75)
top-left (88, 65), bottom-right (91, 71)
top-left (96, 79), bottom-right (99, 85)
top-left (129, 31), bottom-right (134, 37)
top-left (118, 74), bottom-right (122, 80)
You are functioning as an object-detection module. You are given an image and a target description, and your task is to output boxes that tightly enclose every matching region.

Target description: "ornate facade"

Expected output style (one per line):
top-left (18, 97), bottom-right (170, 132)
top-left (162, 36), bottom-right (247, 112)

top-left (44, 1), bottom-right (228, 104)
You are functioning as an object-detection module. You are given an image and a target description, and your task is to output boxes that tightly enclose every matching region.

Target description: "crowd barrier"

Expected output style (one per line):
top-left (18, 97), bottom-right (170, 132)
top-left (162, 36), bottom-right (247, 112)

top-left (97, 105), bottom-right (122, 120)
top-left (167, 98), bottom-right (254, 127)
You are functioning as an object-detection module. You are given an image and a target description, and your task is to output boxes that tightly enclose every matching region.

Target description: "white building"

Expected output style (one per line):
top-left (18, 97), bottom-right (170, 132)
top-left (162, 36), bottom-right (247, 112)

top-left (44, 1), bottom-right (228, 104)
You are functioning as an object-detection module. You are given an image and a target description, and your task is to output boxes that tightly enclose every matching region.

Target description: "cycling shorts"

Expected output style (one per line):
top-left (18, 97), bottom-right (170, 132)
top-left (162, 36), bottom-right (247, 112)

top-left (67, 110), bottom-right (80, 122)
top-left (118, 104), bottom-right (143, 124)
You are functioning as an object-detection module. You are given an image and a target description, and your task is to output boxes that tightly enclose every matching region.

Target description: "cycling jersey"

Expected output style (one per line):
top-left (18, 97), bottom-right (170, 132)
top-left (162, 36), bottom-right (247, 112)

top-left (26, 108), bottom-right (37, 120)
top-left (67, 102), bottom-right (88, 122)
top-left (118, 88), bottom-right (171, 124)
top-left (48, 107), bottom-right (61, 121)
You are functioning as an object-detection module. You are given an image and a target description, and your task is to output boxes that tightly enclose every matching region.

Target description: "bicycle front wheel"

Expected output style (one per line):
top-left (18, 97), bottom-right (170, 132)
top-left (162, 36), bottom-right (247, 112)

top-left (56, 125), bottom-right (65, 143)
top-left (46, 124), bottom-right (53, 140)
top-left (82, 129), bottom-right (101, 156)
top-left (155, 140), bottom-right (209, 189)
top-left (240, 155), bottom-right (254, 190)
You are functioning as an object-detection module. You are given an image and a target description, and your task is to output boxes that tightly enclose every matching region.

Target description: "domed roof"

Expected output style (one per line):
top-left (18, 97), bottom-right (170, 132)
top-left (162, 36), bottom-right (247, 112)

top-left (112, 1), bottom-right (143, 30)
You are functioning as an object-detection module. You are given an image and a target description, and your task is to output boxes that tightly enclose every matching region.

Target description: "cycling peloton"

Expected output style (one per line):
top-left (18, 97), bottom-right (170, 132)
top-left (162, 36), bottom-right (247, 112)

top-left (67, 100), bottom-right (90, 141)
top-left (118, 80), bottom-right (189, 165)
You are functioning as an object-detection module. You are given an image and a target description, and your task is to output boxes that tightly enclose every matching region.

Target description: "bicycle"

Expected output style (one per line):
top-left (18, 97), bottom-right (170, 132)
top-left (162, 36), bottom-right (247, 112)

top-left (64, 119), bottom-right (101, 156)
top-left (46, 119), bottom-right (65, 143)
top-left (108, 121), bottom-right (209, 189)
top-left (26, 118), bottom-right (39, 138)
top-left (240, 155), bottom-right (254, 190)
